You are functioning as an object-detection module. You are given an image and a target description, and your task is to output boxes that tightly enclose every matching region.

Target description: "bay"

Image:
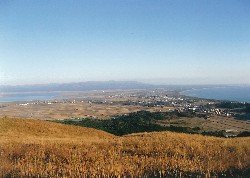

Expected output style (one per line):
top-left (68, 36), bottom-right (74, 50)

top-left (0, 92), bottom-right (59, 102)
top-left (181, 86), bottom-right (250, 102)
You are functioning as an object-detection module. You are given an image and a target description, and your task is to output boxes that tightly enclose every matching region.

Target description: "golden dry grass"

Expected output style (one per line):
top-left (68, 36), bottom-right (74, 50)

top-left (0, 118), bottom-right (250, 177)
top-left (0, 118), bottom-right (114, 144)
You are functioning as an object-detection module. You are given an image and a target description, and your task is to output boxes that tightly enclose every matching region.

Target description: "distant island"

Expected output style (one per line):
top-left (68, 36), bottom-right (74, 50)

top-left (0, 81), bottom-right (161, 92)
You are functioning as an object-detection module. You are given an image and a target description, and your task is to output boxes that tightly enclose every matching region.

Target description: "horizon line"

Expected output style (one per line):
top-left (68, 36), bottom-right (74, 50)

top-left (1, 80), bottom-right (250, 88)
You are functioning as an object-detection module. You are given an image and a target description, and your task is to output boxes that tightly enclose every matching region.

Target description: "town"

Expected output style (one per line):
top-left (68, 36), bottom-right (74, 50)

top-left (0, 89), bottom-right (249, 137)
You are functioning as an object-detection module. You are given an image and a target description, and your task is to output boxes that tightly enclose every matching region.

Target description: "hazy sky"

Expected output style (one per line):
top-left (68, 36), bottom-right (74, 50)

top-left (0, 0), bottom-right (250, 85)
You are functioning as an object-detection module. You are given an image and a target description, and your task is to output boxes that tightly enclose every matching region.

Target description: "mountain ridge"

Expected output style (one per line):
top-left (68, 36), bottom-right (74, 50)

top-left (0, 81), bottom-right (162, 92)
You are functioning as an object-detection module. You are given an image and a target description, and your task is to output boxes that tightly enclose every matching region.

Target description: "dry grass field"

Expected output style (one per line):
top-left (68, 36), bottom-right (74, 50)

top-left (0, 100), bottom-right (176, 120)
top-left (0, 101), bottom-right (142, 120)
top-left (204, 116), bottom-right (250, 132)
top-left (0, 117), bottom-right (114, 144)
top-left (0, 90), bottom-right (175, 120)
top-left (1, 118), bottom-right (250, 177)
top-left (157, 116), bottom-right (250, 133)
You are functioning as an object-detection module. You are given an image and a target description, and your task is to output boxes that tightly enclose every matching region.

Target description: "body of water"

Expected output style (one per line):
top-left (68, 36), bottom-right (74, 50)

top-left (1, 86), bottom-right (250, 103)
top-left (181, 86), bottom-right (250, 102)
top-left (0, 92), bottom-right (59, 102)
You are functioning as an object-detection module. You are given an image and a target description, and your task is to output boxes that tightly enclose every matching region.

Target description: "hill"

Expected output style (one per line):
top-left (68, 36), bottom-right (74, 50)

top-left (59, 110), bottom-right (250, 137)
top-left (0, 118), bottom-right (250, 177)
top-left (0, 118), bottom-right (114, 144)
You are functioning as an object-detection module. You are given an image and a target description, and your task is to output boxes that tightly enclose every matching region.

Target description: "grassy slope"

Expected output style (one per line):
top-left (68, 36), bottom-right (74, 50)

top-left (0, 118), bottom-right (114, 144)
top-left (0, 118), bottom-right (250, 177)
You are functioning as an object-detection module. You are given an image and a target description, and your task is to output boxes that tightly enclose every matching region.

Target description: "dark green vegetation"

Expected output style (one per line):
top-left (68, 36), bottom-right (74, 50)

top-left (238, 131), bottom-right (250, 137)
top-left (216, 101), bottom-right (250, 113)
top-left (235, 114), bottom-right (250, 120)
top-left (216, 101), bottom-right (250, 120)
top-left (216, 101), bottom-right (249, 109)
top-left (59, 111), bottom-right (206, 136)
top-left (59, 107), bottom-right (250, 137)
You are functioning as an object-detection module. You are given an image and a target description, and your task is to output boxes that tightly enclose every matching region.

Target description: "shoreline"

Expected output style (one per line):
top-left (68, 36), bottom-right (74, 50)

top-left (181, 86), bottom-right (250, 103)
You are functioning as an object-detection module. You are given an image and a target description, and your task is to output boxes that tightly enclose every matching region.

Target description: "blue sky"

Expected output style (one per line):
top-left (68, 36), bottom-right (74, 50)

top-left (0, 0), bottom-right (250, 85)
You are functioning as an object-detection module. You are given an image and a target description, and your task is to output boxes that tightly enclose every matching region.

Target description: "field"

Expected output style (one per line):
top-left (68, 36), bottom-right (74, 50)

top-left (1, 118), bottom-right (250, 177)
top-left (157, 116), bottom-right (250, 133)
top-left (0, 90), bottom-right (175, 120)
top-left (1, 89), bottom-right (250, 137)
top-left (0, 101), bottom-right (142, 120)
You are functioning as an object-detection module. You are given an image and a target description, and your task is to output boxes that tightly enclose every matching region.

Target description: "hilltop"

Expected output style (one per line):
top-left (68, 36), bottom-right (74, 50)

top-left (0, 118), bottom-right (250, 177)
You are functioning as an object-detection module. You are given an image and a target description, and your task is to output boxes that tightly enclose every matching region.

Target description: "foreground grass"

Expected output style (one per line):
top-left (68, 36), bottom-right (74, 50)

top-left (1, 118), bottom-right (250, 177)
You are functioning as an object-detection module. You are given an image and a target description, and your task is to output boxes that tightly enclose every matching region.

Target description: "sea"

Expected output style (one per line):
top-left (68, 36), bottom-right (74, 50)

top-left (1, 86), bottom-right (250, 103)
top-left (0, 92), bottom-right (59, 102)
top-left (181, 86), bottom-right (250, 103)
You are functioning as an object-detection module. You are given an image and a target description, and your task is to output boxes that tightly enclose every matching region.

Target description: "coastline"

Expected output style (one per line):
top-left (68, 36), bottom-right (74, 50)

top-left (0, 91), bottom-right (59, 102)
top-left (181, 86), bottom-right (250, 103)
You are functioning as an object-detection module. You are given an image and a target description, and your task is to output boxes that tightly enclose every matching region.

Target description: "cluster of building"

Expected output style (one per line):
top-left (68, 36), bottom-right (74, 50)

top-left (15, 89), bottom-right (239, 119)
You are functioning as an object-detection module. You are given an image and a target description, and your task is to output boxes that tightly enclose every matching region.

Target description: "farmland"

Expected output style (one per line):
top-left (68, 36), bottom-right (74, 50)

top-left (0, 89), bottom-right (249, 136)
top-left (1, 89), bottom-right (250, 177)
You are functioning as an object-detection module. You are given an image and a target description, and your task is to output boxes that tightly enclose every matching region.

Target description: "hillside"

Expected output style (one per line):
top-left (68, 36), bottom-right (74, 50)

top-left (0, 118), bottom-right (114, 143)
top-left (0, 118), bottom-right (250, 177)
top-left (59, 111), bottom-right (250, 137)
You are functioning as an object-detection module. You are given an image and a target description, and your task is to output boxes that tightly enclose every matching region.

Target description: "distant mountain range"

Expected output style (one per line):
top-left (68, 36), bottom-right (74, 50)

top-left (1, 80), bottom-right (248, 93)
top-left (0, 81), bottom-right (229, 93)
top-left (0, 81), bottom-right (166, 92)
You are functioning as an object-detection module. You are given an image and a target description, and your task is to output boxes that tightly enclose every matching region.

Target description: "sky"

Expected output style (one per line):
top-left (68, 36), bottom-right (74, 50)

top-left (0, 0), bottom-right (250, 85)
